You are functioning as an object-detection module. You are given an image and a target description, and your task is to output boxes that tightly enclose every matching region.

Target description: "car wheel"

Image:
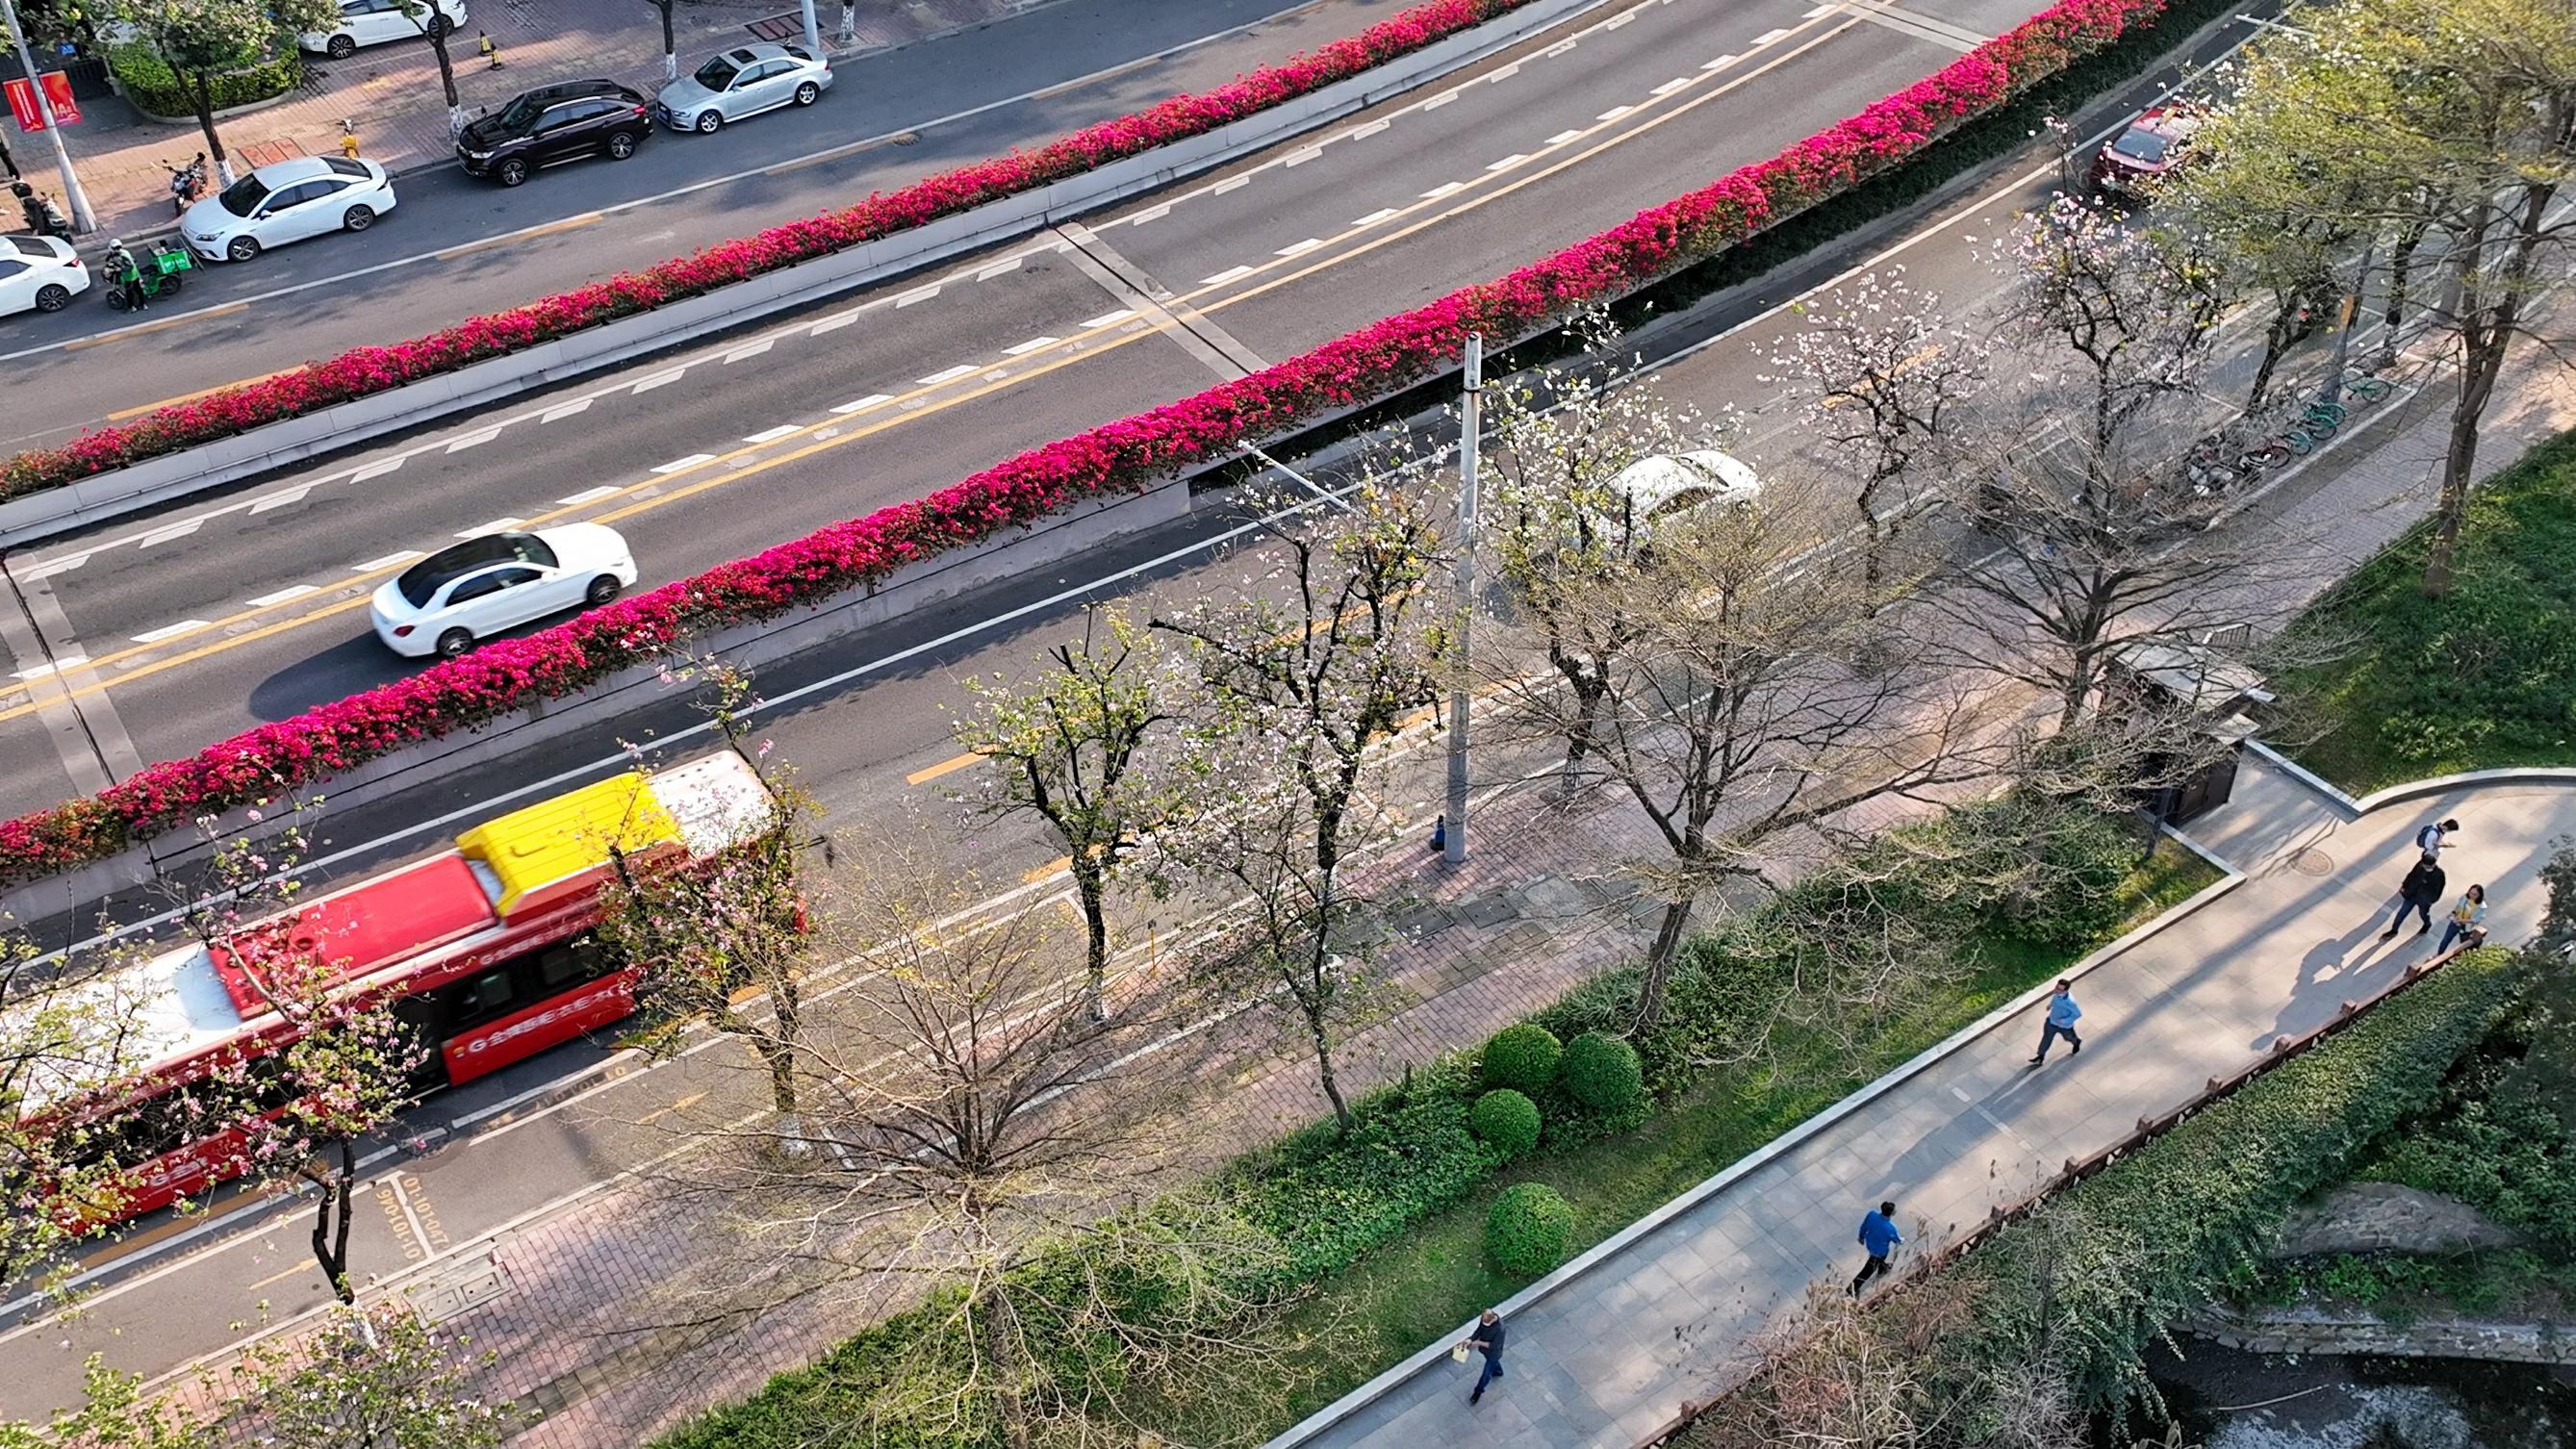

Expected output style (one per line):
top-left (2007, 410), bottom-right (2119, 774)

top-left (497, 156), bottom-right (529, 187)
top-left (326, 33), bottom-right (356, 59)
top-left (793, 81), bottom-right (819, 107)
top-left (606, 131), bottom-right (640, 159)
top-left (343, 204), bottom-right (376, 233)
top-left (34, 284), bottom-right (69, 313)
top-left (693, 110), bottom-right (722, 135)
top-left (584, 574), bottom-right (624, 607)
top-left (436, 628), bottom-right (476, 659)
top-left (225, 235), bottom-right (261, 263)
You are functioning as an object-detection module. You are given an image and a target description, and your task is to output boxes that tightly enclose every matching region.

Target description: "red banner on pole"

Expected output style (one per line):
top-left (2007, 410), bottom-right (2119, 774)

top-left (6, 72), bottom-right (79, 133)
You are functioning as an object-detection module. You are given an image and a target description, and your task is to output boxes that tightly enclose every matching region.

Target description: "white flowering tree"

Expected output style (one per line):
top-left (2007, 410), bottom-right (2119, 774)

top-left (1768, 269), bottom-right (1989, 592)
top-left (2, 1302), bottom-right (517, 1448)
top-left (595, 662), bottom-right (817, 1148)
top-left (1501, 475), bottom-right (1999, 1030)
top-left (0, 929), bottom-right (166, 1289)
top-left (1997, 193), bottom-right (2222, 461)
top-left (955, 607), bottom-right (1202, 1020)
top-left (1153, 479), bottom-right (1442, 1131)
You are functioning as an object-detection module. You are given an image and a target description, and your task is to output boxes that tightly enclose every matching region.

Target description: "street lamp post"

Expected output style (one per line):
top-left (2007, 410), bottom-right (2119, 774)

top-left (1442, 334), bottom-right (1482, 866)
top-left (797, 0), bottom-right (823, 60)
top-left (0, 0), bottom-right (96, 233)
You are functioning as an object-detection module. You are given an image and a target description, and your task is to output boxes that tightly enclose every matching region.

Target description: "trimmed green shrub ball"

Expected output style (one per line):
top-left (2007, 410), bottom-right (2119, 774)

top-left (1486, 1182), bottom-right (1574, 1275)
top-left (1561, 1031), bottom-right (1645, 1112)
top-left (1482, 1023), bottom-right (1563, 1093)
top-left (1468, 1088), bottom-right (1542, 1158)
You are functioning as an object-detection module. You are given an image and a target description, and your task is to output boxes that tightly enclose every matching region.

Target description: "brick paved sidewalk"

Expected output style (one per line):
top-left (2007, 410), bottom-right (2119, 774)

top-left (31, 0), bottom-right (1062, 241)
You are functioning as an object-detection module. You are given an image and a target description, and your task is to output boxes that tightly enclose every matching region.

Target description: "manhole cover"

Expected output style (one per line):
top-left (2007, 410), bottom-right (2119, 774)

top-left (2293, 848), bottom-right (2334, 877)
top-left (401, 1255), bottom-right (512, 1325)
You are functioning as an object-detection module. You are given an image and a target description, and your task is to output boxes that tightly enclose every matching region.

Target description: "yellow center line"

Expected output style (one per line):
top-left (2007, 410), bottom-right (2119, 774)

top-left (1024, 854), bottom-right (1075, 883)
top-left (8, 18), bottom-right (1859, 718)
top-left (64, 302), bottom-right (247, 350)
top-left (905, 750), bottom-right (987, 785)
top-left (446, 211), bottom-right (601, 258)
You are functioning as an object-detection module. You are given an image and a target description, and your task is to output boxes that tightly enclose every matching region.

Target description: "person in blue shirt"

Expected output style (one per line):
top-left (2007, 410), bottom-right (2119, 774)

top-left (2030, 979), bottom-right (2083, 1065)
top-left (1851, 1201), bottom-right (1902, 1295)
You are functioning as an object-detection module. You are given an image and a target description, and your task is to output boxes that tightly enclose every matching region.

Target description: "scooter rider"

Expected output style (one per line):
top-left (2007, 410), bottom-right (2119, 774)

top-left (103, 238), bottom-right (142, 311)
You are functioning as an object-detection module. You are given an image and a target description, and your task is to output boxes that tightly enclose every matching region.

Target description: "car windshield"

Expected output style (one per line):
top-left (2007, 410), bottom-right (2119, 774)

top-left (396, 533), bottom-right (557, 606)
top-left (2110, 126), bottom-right (2172, 165)
top-left (694, 56), bottom-right (742, 89)
top-left (217, 175), bottom-right (270, 218)
top-left (495, 93), bottom-right (548, 130)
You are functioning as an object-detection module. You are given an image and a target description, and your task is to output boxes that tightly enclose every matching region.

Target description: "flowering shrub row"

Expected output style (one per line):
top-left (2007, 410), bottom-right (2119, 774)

top-left (0, 0), bottom-right (2172, 887)
top-left (0, 0), bottom-right (1547, 499)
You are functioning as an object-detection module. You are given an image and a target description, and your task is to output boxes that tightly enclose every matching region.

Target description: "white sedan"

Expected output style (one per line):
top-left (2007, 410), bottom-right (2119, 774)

top-left (370, 525), bottom-right (638, 659)
top-left (181, 156), bottom-right (396, 264)
top-left (653, 43), bottom-right (832, 133)
top-left (298, 0), bottom-right (467, 58)
top-left (0, 235), bottom-right (89, 316)
top-left (1592, 449), bottom-right (1763, 536)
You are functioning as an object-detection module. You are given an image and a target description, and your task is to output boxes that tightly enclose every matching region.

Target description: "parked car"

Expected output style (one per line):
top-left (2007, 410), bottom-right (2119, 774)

top-left (298, 0), bottom-right (467, 59)
top-left (456, 80), bottom-right (653, 187)
top-left (2091, 105), bottom-right (2206, 196)
top-left (0, 234), bottom-right (89, 316)
top-left (370, 525), bottom-right (638, 659)
top-left (181, 156), bottom-right (396, 264)
top-left (653, 42), bottom-right (832, 133)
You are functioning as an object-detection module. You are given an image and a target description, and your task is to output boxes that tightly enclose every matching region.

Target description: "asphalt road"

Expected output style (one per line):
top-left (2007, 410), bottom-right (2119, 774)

top-left (0, 0), bottom-right (1414, 453)
top-left (0, 1), bottom-right (2301, 1415)
top-left (0, 0), bottom-right (2016, 819)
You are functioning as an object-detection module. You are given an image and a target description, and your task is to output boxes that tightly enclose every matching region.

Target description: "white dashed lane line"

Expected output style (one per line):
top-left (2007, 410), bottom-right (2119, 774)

top-left (724, 340), bottom-right (776, 364)
top-left (353, 458), bottom-right (404, 482)
top-left (1003, 336), bottom-right (1062, 356)
top-left (351, 552), bottom-right (420, 572)
top-left (139, 521), bottom-right (201, 548)
top-left (458, 519), bottom-right (525, 537)
top-left (446, 429), bottom-right (500, 452)
top-left (1703, 54), bottom-right (1740, 69)
top-left (1202, 265), bottom-right (1256, 286)
top-left (1597, 105), bottom-right (1634, 120)
top-left (130, 621), bottom-right (210, 645)
top-left (250, 487), bottom-right (311, 514)
top-left (1275, 239), bottom-right (1325, 257)
top-left (13, 655), bottom-right (88, 681)
top-left (1652, 77), bottom-right (1693, 96)
top-left (540, 399), bottom-right (594, 422)
top-left (652, 453), bottom-right (716, 473)
top-left (1422, 182), bottom-right (1466, 199)
top-left (917, 364), bottom-right (979, 385)
top-left (894, 284), bottom-right (940, 307)
top-left (1079, 310), bottom-right (1135, 329)
top-left (557, 486), bottom-right (621, 506)
top-left (743, 424), bottom-right (804, 443)
top-left (1486, 154), bottom-right (1531, 171)
top-left (244, 585), bottom-right (318, 608)
top-left (831, 394), bottom-right (895, 414)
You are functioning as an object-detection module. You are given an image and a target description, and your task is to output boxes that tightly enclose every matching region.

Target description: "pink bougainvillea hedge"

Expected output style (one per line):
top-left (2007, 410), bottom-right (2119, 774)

top-left (0, 0), bottom-right (2170, 887)
top-left (0, 0), bottom-right (1548, 499)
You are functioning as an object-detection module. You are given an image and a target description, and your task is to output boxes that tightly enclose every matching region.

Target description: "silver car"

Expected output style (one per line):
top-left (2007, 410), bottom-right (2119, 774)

top-left (654, 43), bottom-right (832, 134)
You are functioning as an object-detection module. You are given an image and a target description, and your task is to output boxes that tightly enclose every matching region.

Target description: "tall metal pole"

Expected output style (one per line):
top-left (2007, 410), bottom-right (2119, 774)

top-left (1442, 334), bottom-right (1482, 867)
top-left (798, 0), bottom-right (825, 60)
top-left (0, 0), bottom-right (94, 234)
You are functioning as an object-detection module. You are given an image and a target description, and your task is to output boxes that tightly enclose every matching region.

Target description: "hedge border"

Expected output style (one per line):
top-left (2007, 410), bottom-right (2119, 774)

top-left (0, 0), bottom-right (2171, 887)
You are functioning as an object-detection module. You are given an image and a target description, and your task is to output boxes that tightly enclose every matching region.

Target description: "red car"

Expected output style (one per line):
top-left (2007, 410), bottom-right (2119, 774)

top-left (2091, 106), bottom-right (2205, 196)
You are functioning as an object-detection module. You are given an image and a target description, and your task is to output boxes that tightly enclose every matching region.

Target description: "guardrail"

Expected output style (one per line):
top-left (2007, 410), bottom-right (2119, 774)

top-left (0, 0), bottom-right (1606, 547)
top-left (1629, 926), bottom-right (2494, 1449)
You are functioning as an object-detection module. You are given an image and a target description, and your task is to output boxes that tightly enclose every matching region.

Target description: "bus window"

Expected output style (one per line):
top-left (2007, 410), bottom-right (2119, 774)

top-left (442, 967), bottom-right (520, 1030)
top-left (533, 934), bottom-right (611, 992)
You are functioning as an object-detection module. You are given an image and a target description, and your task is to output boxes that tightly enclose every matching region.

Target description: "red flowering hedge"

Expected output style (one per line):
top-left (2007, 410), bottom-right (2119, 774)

top-left (0, 0), bottom-right (1547, 499)
top-left (0, 0), bottom-right (2169, 886)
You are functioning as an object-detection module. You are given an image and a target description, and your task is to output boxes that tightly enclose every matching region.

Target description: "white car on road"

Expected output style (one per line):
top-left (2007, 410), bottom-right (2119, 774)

top-left (1594, 449), bottom-right (1763, 535)
top-left (370, 525), bottom-right (638, 659)
top-left (0, 235), bottom-right (89, 316)
top-left (653, 42), bottom-right (832, 133)
top-left (181, 156), bottom-right (396, 264)
top-left (298, 0), bottom-right (467, 58)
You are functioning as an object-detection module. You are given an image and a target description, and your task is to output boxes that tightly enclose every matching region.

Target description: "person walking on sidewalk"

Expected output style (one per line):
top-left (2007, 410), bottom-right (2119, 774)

top-left (1463, 1308), bottom-right (1507, 1405)
top-left (2436, 883), bottom-right (2487, 953)
top-left (2378, 857), bottom-right (2447, 941)
top-left (2414, 818), bottom-right (2460, 863)
top-left (2030, 980), bottom-right (2082, 1065)
top-left (1850, 1201), bottom-right (1902, 1295)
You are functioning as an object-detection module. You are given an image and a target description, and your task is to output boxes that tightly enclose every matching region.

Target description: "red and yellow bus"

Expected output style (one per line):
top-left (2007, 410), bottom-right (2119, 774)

top-left (26, 751), bottom-right (771, 1226)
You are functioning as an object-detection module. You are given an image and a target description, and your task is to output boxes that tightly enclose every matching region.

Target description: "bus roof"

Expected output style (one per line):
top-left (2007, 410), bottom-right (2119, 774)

top-left (206, 853), bottom-right (498, 1019)
top-left (454, 751), bottom-right (769, 919)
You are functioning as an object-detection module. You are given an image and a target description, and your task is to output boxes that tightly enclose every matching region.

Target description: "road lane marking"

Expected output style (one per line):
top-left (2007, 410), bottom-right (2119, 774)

top-left (975, 257), bottom-right (1023, 280)
top-left (1275, 238), bottom-right (1325, 256)
top-left (458, 518), bottom-right (525, 536)
top-left (1755, 27), bottom-right (1791, 42)
top-left (724, 339), bottom-right (776, 364)
top-left (831, 394), bottom-right (894, 414)
top-left (62, 303), bottom-right (246, 350)
top-left (1421, 181), bottom-right (1466, 199)
top-left (1352, 208), bottom-right (1401, 227)
top-left (352, 551), bottom-right (420, 572)
top-left (138, 521), bottom-right (200, 547)
top-left (1284, 146), bottom-right (1321, 167)
top-left (1003, 335), bottom-right (1061, 355)
top-left (352, 458), bottom-right (404, 482)
top-left (904, 750), bottom-right (983, 786)
top-left (557, 485), bottom-right (620, 505)
top-left (742, 424), bottom-right (803, 443)
top-left (1079, 309), bottom-right (1135, 328)
top-left (245, 584), bottom-right (318, 607)
top-left (130, 620), bottom-right (211, 645)
top-left (446, 211), bottom-right (601, 259)
top-left (1025, 855), bottom-right (1074, 882)
top-left (652, 453), bottom-right (715, 473)
top-left (12, 655), bottom-right (87, 680)
top-left (446, 429), bottom-right (500, 453)
top-left (633, 1089), bottom-right (709, 1126)
top-left (631, 369), bottom-right (684, 394)
top-left (1702, 53), bottom-right (1740, 68)
top-left (1652, 76), bottom-right (1693, 95)
top-left (248, 486), bottom-right (311, 514)
top-left (916, 364), bottom-right (977, 385)
top-left (540, 398), bottom-right (594, 423)
top-left (1486, 153), bottom-right (1531, 171)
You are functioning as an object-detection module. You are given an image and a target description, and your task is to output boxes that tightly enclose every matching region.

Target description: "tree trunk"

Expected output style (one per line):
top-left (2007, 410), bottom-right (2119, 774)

top-left (428, 30), bottom-right (463, 134)
top-left (658, 1), bottom-right (677, 80)
top-left (1071, 858), bottom-right (1109, 1022)
top-left (2420, 184), bottom-right (2548, 598)
top-left (1555, 674), bottom-right (1607, 805)
top-left (185, 73), bottom-right (231, 189)
top-left (1858, 479), bottom-right (1888, 597)
top-left (838, 0), bottom-right (856, 45)
top-left (2055, 667), bottom-right (2090, 735)
top-left (2422, 343), bottom-right (2503, 598)
top-left (1304, 998), bottom-right (1352, 1131)
top-left (306, 1140), bottom-right (359, 1304)
top-left (760, 982), bottom-right (803, 1118)
top-left (2374, 219), bottom-right (2429, 373)
top-left (1632, 897), bottom-right (1694, 1034)
top-left (975, 1276), bottom-right (1030, 1449)
top-left (2244, 292), bottom-right (2303, 412)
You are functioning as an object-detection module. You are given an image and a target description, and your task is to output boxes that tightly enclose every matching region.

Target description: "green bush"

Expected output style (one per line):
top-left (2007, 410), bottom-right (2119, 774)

top-left (1561, 1032), bottom-right (1644, 1112)
top-left (1486, 1182), bottom-right (1575, 1276)
top-left (1954, 946), bottom-right (2528, 1412)
top-left (1228, 1095), bottom-right (1500, 1284)
top-left (109, 41), bottom-right (302, 118)
top-left (1468, 1088), bottom-right (1543, 1158)
top-left (2356, 1004), bottom-right (2576, 1251)
top-left (1480, 1023), bottom-right (1562, 1093)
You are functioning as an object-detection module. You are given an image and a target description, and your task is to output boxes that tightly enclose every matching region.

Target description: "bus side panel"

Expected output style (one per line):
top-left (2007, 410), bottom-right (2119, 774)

top-left (442, 966), bottom-right (642, 1085)
top-left (84, 1128), bottom-right (252, 1228)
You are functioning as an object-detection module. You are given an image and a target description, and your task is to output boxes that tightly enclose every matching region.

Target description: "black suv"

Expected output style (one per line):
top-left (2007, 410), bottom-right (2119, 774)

top-left (456, 79), bottom-right (652, 187)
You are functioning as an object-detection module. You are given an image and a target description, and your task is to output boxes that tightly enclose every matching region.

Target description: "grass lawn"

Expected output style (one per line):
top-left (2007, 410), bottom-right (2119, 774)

top-left (2279, 429), bottom-right (2576, 794)
top-left (1140, 840), bottom-right (2220, 1442)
